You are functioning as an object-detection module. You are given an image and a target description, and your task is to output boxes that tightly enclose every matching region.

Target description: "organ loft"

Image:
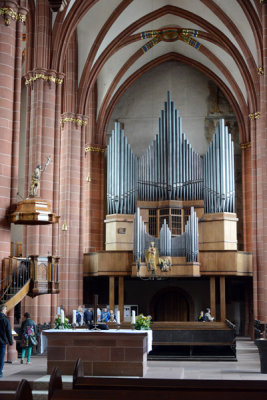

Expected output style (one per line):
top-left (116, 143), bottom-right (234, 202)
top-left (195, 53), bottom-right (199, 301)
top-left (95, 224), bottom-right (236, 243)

top-left (85, 93), bottom-right (252, 331)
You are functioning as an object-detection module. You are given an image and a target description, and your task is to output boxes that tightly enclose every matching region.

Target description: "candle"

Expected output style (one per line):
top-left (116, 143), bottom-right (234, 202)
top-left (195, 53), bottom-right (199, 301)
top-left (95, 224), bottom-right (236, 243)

top-left (73, 310), bottom-right (76, 325)
top-left (131, 310), bottom-right (136, 324)
top-left (60, 309), bottom-right (64, 324)
top-left (116, 310), bottom-right (120, 325)
top-left (57, 306), bottom-right (60, 315)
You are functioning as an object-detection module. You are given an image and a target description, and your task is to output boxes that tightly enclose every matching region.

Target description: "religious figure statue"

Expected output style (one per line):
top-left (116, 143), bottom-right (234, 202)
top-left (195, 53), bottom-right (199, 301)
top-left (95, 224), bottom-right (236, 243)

top-left (28, 156), bottom-right (51, 198)
top-left (145, 242), bottom-right (159, 272)
top-left (159, 256), bottom-right (172, 272)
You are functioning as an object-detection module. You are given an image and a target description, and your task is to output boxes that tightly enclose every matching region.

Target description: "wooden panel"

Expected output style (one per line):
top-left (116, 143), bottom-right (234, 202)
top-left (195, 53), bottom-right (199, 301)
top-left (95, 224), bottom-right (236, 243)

top-left (84, 251), bottom-right (133, 276)
top-left (109, 277), bottom-right (115, 311)
top-left (220, 276), bottom-right (226, 321)
top-left (118, 277), bottom-right (124, 322)
top-left (210, 277), bottom-right (216, 318)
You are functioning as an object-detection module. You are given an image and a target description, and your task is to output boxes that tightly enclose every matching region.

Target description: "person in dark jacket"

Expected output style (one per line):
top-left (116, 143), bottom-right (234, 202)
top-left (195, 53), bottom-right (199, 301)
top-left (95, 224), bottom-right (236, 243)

top-left (0, 305), bottom-right (13, 378)
top-left (20, 312), bottom-right (37, 364)
top-left (84, 308), bottom-right (93, 325)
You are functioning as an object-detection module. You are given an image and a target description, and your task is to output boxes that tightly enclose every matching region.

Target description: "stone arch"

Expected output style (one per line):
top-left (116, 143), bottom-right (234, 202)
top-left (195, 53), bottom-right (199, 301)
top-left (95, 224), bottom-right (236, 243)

top-left (99, 53), bottom-right (247, 145)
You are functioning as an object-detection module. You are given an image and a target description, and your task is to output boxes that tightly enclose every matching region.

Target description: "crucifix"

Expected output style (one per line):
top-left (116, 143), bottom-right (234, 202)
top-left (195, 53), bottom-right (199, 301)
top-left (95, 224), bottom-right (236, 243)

top-left (92, 294), bottom-right (101, 330)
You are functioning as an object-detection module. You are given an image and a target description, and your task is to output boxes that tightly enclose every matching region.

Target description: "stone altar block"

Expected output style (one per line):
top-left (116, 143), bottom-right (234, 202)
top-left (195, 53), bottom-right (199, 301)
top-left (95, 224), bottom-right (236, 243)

top-left (43, 329), bottom-right (152, 376)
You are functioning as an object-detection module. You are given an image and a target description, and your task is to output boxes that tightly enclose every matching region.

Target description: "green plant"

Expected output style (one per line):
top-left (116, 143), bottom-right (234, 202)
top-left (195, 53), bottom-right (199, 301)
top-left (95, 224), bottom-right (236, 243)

top-left (54, 315), bottom-right (72, 329)
top-left (135, 314), bottom-right (151, 330)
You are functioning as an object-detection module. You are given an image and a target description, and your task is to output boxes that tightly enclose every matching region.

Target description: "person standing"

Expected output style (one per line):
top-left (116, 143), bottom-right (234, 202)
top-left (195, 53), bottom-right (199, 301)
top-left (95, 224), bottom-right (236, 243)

top-left (20, 312), bottom-right (37, 364)
top-left (0, 305), bottom-right (13, 378)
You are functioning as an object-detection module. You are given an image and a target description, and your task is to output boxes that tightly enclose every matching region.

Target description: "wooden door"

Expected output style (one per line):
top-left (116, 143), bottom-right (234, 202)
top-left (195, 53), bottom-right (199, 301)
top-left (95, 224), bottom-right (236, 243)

top-left (153, 289), bottom-right (189, 321)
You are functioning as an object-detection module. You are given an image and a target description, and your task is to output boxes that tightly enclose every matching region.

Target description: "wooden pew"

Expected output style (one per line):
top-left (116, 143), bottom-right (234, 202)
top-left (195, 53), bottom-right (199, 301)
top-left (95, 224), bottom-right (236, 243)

top-left (0, 379), bottom-right (32, 400)
top-left (48, 359), bottom-right (267, 400)
top-left (150, 320), bottom-right (236, 359)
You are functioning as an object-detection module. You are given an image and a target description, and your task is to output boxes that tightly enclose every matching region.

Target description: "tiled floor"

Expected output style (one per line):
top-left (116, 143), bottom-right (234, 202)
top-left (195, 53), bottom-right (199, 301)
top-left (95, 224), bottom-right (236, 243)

top-left (1, 338), bottom-right (266, 382)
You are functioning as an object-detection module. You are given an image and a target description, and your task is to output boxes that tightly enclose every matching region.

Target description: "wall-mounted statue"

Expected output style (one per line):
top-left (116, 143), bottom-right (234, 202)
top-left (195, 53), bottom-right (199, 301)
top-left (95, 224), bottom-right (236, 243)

top-left (29, 156), bottom-right (51, 198)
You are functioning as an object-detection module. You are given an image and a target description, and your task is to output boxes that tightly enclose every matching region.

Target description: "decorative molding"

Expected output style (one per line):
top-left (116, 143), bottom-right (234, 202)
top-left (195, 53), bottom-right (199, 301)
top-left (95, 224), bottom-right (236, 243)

top-left (240, 142), bottom-right (251, 149)
top-left (85, 146), bottom-right (106, 153)
top-left (248, 112), bottom-right (261, 120)
top-left (140, 28), bottom-right (200, 54)
top-left (60, 117), bottom-right (88, 126)
top-left (25, 73), bottom-right (63, 86)
top-left (0, 7), bottom-right (26, 25)
top-left (257, 66), bottom-right (264, 75)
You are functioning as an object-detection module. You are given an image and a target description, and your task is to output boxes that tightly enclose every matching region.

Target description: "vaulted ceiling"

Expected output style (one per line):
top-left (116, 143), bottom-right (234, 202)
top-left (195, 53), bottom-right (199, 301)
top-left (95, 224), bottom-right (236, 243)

top-left (47, 0), bottom-right (262, 143)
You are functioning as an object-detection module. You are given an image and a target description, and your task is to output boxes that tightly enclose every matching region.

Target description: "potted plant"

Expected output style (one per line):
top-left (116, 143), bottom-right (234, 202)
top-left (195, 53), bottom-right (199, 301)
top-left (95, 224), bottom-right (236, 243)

top-left (54, 315), bottom-right (72, 330)
top-left (135, 314), bottom-right (151, 330)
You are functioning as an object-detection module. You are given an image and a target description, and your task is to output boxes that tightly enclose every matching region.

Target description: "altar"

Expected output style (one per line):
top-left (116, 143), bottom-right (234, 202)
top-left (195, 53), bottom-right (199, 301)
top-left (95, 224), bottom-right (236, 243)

top-left (43, 329), bottom-right (152, 377)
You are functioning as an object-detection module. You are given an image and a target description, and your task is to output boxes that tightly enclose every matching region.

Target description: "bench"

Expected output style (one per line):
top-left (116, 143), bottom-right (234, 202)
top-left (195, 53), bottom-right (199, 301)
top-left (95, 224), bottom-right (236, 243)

top-left (0, 379), bottom-right (32, 400)
top-left (48, 360), bottom-right (267, 400)
top-left (149, 320), bottom-right (236, 359)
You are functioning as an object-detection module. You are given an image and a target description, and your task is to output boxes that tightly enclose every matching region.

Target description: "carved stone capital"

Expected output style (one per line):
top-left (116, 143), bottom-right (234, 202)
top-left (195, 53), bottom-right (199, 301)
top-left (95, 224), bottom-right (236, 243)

top-left (25, 68), bottom-right (65, 86)
top-left (0, 1), bottom-right (28, 25)
top-left (60, 112), bottom-right (88, 128)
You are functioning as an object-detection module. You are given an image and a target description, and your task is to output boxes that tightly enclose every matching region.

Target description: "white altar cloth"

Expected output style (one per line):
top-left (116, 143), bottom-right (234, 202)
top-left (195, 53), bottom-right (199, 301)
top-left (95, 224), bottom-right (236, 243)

top-left (41, 328), bottom-right (152, 354)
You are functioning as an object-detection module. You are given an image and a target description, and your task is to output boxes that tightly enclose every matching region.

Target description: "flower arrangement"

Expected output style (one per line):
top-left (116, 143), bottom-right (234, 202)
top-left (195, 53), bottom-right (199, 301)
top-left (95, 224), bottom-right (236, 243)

top-left (135, 314), bottom-right (152, 330)
top-left (54, 315), bottom-right (72, 329)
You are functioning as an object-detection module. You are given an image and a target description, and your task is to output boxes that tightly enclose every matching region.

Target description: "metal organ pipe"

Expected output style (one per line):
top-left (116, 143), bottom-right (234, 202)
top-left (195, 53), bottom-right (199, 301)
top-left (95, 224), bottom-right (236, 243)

top-left (203, 119), bottom-right (235, 213)
top-left (133, 207), bottom-right (198, 262)
top-left (107, 94), bottom-right (235, 219)
top-left (106, 122), bottom-right (137, 215)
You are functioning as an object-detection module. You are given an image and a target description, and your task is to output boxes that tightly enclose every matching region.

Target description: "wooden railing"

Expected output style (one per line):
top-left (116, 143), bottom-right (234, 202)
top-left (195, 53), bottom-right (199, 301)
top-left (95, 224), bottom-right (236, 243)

top-left (1, 255), bottom-right (60, 310)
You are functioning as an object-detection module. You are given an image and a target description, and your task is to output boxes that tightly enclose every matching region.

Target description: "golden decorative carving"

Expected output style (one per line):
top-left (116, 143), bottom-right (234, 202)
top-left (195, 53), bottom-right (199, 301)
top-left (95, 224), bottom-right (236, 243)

top-left (0, 7), bottom-right (26, 25)
top-left (85, 146), bottom-right (105, 153)
top-left (248, 112), bottom-right (261, 120)
top-left (240, 142), bottom-right (251, 149)
top-left (60, 117), bottom-right (88, 126)
top-left (25, 73), bottom-right (63, 86)
top-left (257, 66), bottom-right (264, 75)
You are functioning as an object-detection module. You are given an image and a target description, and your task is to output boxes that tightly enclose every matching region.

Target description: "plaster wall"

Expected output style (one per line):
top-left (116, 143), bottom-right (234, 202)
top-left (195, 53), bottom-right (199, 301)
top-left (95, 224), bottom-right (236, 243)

top-left (108, 61), bottom-right (214, 156)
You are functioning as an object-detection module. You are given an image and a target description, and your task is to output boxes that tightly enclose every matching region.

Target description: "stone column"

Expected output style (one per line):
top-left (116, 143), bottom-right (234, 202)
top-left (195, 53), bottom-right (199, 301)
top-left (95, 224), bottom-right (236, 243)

top-left (21, 0), bottom-right (64, 323)
top-left (84, 145), bottom-right (105, 252)
top-left (241, 143), bottom-right (252, 252)
top-left (252, 3), bottom-right (267, 321)
top-left (0, 1), bottom-right (28, 261)
top-left (58, 115), bottom-right (87, 313)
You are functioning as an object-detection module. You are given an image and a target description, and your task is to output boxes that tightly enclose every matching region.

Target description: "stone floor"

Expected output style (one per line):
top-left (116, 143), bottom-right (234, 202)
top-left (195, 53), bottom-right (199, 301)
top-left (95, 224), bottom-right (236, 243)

top-left (0, 338), bottom-right (266, 399)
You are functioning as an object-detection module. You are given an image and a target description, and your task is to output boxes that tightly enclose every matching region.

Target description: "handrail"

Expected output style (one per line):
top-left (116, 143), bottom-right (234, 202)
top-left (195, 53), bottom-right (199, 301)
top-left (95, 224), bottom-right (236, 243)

top-left (0, 258), bottom-right (30, 303)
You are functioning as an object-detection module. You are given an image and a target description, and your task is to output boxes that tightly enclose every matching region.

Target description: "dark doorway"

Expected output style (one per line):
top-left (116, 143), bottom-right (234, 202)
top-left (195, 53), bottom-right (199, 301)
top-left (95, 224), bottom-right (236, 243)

top-left (151, 287), bottom-right (192, 321)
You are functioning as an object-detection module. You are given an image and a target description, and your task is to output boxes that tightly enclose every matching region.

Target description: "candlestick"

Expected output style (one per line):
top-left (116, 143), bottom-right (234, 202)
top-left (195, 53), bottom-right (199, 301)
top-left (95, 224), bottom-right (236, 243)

top-left (116, 310), bottom-right (120, 325)
top-left (131, 310), bottom-right (136, 325)
top-left (72, 310), bottom-right (76, 325)
top-left (60, 309), bottom-right (64, 324)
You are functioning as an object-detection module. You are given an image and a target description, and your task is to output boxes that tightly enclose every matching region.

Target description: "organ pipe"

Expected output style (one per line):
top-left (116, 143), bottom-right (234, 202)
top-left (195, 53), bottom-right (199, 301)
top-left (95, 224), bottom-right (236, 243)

top-left (133, 207), bottom-right (198, 262)
top-left (107, 122), bottom-right (137, 214)
top-left (203, 119), bottom-right (235, 213)
top-left (107, 94), bottom-right (235, 218)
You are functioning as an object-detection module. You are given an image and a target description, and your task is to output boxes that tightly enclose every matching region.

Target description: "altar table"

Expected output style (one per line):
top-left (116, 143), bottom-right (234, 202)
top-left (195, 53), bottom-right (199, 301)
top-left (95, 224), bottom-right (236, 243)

top-left (43, 329), bottom-right (152, 377)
